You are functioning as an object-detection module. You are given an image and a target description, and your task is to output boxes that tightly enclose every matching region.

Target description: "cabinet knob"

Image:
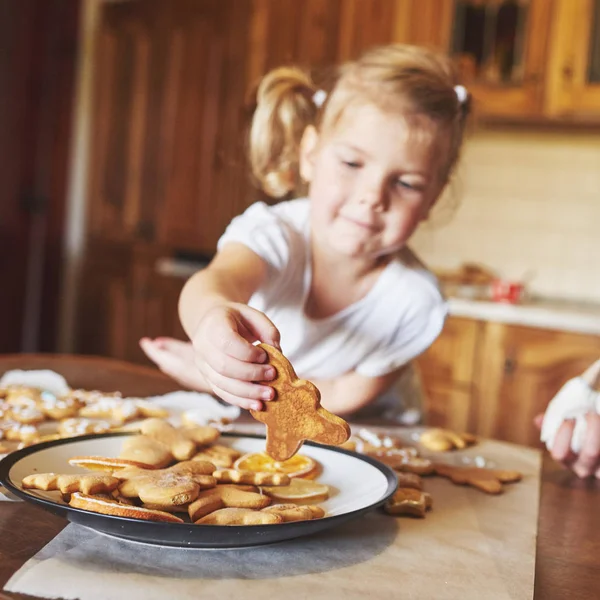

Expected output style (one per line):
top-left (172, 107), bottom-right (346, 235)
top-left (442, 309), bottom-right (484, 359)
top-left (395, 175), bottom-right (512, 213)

top-left (562, 65), bottom-right (574, 82)
top-left (504, 357), bottom-right (517, 375)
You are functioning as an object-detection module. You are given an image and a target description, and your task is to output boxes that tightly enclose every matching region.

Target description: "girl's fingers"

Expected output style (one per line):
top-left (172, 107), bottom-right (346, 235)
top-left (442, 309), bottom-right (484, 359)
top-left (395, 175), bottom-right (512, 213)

top-left (550, 419), bottom-right (576, 462)
top-left (139, 338), bottom-right (167, 366)
top-left (211, 313), bottom-right (269, 363)
top-left (153, 338), bottom-right (196, 360)
top-left (209, 384), bottom-right (264, 412)
top-left (202, 346), bottom-right (275, 382)
top-left (533, 413), bottom-right (545, 431)
top-left (572, 413), bottom-right (600, 479)
top-left (199, 361), bottom-right (275, 403)
top-left (236, 305), bottom-right (281, 350)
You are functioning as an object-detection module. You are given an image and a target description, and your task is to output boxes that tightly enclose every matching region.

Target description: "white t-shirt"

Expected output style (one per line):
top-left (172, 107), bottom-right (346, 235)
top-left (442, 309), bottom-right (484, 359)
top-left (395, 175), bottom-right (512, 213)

top-left (217, 199), bottom-right (447, 419)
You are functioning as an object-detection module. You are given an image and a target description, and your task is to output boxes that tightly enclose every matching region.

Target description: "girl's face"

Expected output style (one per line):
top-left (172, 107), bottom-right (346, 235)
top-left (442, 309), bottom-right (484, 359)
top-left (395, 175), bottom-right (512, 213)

top-left (302, 103), bottom-right (448, 261)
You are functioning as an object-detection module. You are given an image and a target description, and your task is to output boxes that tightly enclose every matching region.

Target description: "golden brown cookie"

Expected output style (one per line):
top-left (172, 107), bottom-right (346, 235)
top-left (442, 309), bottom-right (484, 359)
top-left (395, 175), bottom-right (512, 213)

top-left (394, 472), bottom-right (423, 490)
top-left (420, 429), bottom-right (477, 452)
top-left (139, 419), bottom-right (220, 461)
top-left (261, 503), bottom-right (315, 522)
top-left (22, 473), bottom-right (120, 495)
top-left (68, 455), bottom-right (160, 472)
top-left (69, 492), bottom-right (184, 523)
top-left (384, 488), bottom-right (433, 518)
top-left (187, 485), bottom-right (271, 521)
top-left (117, 460), bottom-right (216, 506)
top-left (118, 435), bottom-right (173, 468)
top-left (58, 418), bottom-right (112, 437)
top-left (3, 422), bottom-right (40, 444)
top-left (370, 449), bottom-right (435, 475)
top-left (249, 344), bottom-right (350, 461)
top-left (213, 469), bottom-right (290, 486)
top-left (434, 463), bottom-right (522, 494)
top-left (191, 445), bottom-right (241, 468)
top-left (39, 392), bottom-right (82, 420)
top-left (195, 507), bottom-right (282, 526)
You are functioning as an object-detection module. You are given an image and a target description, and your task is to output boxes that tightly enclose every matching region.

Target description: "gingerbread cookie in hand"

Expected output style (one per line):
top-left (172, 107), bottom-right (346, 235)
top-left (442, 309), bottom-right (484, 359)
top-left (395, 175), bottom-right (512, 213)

top-left (250, 344), bottom-right (350, 461)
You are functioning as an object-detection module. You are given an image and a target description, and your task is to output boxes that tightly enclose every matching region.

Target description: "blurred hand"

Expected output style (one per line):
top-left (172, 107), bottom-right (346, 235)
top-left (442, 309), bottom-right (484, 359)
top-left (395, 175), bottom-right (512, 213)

top-left (189, 302), bottom-right (281, 411)
top-left (139, 337), bottom-right (207, 391)
top-left (534, 411), bottom-right (600, 479)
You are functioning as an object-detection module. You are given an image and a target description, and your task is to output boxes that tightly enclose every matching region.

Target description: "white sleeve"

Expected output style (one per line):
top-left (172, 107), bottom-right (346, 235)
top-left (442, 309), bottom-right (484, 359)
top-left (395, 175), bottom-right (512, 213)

top-left (356, 294), bottom-right (448, 378)
top-left (216, 202), bottom-right (291, 275)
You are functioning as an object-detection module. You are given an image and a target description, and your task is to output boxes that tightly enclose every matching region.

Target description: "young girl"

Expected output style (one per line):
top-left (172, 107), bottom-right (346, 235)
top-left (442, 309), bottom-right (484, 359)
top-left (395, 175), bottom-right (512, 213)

top-left (141, 44), bottom-right (470, 422)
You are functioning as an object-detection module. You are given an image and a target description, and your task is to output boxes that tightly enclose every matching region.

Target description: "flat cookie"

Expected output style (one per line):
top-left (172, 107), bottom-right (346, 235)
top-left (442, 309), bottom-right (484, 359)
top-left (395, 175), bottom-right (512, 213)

top-left (213, 469), bottom-right (290, 486)
top-left (69, 492), bottom-right (184, 523)
top-left (195, 507), bottom-right (282, 526)
top-left (434, 464), bottom-right (522, 494)
top-left (250, 344), bottom-right (350, 461)
top-left (22, 473), bottom-right (119, 495)
top-left (187, 485), bottom-right (271, 521)
top-left (384, 488), bottom-right (433, 518)
top-left (117, 460), bottom-right (216, 506)
top-left (420, 428), bottom-right (477, 452)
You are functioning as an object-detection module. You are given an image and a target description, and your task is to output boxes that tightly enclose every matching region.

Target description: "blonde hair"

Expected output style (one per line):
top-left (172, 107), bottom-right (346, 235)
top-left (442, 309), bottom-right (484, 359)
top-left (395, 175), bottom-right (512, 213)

top-left (249, 44), bottom-right (471, 198)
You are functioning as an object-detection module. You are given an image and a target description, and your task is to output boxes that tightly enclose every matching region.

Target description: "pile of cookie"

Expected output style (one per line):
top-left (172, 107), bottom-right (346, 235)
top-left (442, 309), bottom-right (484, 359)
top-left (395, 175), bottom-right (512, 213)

top-left (0, 384), bottom-right (175, 453)
top-left (343, 428), bottom-right (522, 518)
top-left (21, 418), bottom-right (330, 526)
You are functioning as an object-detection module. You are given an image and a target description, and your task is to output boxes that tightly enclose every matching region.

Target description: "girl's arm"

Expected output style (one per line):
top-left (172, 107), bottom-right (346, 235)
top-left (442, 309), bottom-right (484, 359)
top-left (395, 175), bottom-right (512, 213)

top-left (179, 242), bottom-right (268, 338)
top-left (177, 242), bottom-right (281, 410)
top-left (312, 366), bottom-right (409, 416)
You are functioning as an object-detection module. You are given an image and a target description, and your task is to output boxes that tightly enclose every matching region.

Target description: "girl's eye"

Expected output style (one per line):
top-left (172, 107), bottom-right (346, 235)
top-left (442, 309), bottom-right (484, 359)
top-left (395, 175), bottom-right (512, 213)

top-left (342, 160), bottom-right (361, 169)
top-left (395, 180), bottom-right (415, 190)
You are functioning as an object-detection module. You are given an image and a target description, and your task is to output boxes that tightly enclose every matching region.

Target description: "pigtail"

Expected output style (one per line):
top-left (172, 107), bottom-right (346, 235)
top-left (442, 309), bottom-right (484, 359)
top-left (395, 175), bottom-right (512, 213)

top-left (249, 67), bottom-right (319, 198)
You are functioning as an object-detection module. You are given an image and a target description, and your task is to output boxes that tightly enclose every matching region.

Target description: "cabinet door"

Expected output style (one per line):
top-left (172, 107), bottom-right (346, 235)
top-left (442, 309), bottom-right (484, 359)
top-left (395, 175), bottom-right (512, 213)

top-left (476, 323), bottom-right (600, 446)
top-left (77, 248), bottom-right (133, 360)
top-left (546, 0), bottom-right (600, 118)
top-left (88, 0), bottom-right (254, 253)
top-left (449, 0), bottom-right (551, 118)
top-left (128, 253), bottom-right (188, 365)
top-left (417, 317), bottom-right (482, 432)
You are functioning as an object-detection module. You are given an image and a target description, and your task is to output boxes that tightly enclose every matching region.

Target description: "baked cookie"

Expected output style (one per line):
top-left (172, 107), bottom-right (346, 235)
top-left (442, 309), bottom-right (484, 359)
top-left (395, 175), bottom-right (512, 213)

top-left (250, 344), bottom-right (350, 461)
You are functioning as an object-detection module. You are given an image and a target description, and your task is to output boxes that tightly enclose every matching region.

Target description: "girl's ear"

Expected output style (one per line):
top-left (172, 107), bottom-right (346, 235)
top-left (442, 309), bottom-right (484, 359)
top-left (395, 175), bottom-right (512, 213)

top-left (299, 125), bottom-right (319, 182)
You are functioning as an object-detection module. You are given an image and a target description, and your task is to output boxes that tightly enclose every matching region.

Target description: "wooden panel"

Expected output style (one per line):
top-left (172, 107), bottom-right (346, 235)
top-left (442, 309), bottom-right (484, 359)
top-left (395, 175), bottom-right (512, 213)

top-left (337, 0), bottom-right (396, 61)
top-left (392, 0), bottom-right (454, 49)
top-left (76, 248), bottom-right (132, 360)
top-left (417, 317), bottom-right (481, 385)
top-left (476, 323), bottom-right (600, 446)
top-left (418, 316), bottom-right (481, 433)
top-left (545, 0), bottom-right (600, 118)
top-left (0, 0), bottom-right (80, 352)
top-left (423, 384), bottom-right (474, 432)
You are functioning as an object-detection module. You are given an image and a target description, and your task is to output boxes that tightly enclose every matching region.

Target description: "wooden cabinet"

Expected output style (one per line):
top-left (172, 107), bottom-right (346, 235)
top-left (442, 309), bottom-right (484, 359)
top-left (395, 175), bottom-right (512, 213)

top-left (77, 243), bottom-right (187, 365)
top-left (88, 0), bottom-right (254, 254)
top-left (546, 0), bottom-right (600, 119)
top-left (417, 317), bottom-right (600, 447)
top-left (417, 317), bottom-right (482, 432)
top-left (447, 0), bottom-right (552, 119)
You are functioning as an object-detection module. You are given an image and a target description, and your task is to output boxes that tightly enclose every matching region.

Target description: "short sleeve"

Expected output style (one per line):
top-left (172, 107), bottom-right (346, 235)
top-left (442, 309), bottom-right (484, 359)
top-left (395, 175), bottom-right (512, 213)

top-left (217, 202), bottom-right (291, 275)
top-left (356, 290), bottom-right (448, 378)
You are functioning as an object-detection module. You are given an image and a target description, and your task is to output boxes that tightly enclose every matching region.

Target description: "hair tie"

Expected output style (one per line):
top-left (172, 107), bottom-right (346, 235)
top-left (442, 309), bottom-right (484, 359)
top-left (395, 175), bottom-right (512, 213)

top-left (454, 85), bottom-right (468, 104)
top-left (312, 89), bottom-right (327, 108)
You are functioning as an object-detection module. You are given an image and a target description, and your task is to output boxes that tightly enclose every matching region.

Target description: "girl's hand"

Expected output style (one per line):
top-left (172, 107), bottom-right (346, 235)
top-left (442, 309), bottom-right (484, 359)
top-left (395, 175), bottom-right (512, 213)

top-left (191, 302), bottom-right (281, 411)
top-left (139, 337), bottom-right (208, 391)
top-left (534, 412), bottom-right (600, 478)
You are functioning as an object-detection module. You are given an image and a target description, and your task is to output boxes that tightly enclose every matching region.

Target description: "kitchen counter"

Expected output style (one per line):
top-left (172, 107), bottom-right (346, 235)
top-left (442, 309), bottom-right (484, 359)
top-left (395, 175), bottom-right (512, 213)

top-left (447, 297), bottom-right (600, 335)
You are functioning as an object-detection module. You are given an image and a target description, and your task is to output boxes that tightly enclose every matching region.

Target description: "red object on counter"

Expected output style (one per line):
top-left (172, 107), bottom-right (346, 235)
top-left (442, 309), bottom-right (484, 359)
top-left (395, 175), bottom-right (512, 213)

top-left (491, 279), bottom-right (525, 304)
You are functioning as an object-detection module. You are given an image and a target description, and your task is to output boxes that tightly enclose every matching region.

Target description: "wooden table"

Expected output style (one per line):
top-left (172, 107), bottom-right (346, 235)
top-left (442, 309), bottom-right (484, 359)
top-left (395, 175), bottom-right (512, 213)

top-left (0, 354), bottom-right (598, 600)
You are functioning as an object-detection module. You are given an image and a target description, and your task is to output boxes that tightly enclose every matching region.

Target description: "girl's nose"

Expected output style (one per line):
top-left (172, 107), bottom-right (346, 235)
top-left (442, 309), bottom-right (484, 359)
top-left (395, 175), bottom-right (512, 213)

top-left (359, 182), bottom-right (387, 211)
